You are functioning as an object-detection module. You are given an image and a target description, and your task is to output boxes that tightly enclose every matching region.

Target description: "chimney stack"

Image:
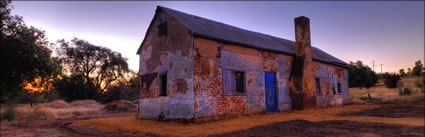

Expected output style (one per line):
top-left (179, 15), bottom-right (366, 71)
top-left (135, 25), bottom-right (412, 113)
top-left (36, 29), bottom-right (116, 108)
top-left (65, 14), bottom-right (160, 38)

top-left (289, 16), bottom-right (316, 109)
top-left (294, 16), bottom-right (311, 57)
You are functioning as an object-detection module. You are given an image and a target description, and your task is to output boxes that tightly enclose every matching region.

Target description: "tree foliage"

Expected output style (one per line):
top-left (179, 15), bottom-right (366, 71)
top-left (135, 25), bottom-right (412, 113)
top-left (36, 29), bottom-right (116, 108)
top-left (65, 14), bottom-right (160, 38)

top-left (348, 61), bottom-right (378, 88)
top-left (54, 74), bottom-right (93, 102)
top-left (55, 38), bottom-right (129, 99)
top-left (399, 69), bottom-right (406, 77)
top-left (383, 73), bottom-right (400, 88)
top-left (99, 71), bottom-right (139, 103)
top-left (412, 60), bottom-right (424, 76)
top-left (0, 1), bottom-right (61, 102)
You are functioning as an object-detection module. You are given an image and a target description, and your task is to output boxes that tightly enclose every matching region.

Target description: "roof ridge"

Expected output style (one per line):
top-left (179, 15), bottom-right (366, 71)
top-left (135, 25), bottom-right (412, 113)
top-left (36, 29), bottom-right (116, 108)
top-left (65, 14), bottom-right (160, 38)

top-left (155, 5), bottom-right (347, 67)
top-left (157, 6), bottom-right (296, 46)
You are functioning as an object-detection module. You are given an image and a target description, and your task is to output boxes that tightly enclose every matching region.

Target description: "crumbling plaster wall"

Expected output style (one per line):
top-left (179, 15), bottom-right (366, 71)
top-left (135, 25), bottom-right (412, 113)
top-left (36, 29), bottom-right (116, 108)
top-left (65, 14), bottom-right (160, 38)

top-left (138, 12), bottom-right (195, 120)
top-left (193, 38), bottom-right (293, 122)
top-left (313, 61), bottom-right (349, 107)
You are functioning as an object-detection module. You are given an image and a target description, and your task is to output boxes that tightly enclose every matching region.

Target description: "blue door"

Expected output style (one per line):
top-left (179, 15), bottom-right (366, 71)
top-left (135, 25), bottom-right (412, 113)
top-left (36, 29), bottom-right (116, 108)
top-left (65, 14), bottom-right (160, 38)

top-left (265, 72), bottom-right (278, 112)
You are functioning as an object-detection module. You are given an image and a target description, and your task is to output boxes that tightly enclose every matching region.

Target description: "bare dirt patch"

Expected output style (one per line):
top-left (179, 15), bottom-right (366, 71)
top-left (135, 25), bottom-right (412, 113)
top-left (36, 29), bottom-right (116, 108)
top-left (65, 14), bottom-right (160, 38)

top-left (0, 112), bottom-right (145, 137)
top-left (73, 104), bottom-right (424, 137)
top-left (211, 120), bottom-right (424, 137)
top-left (342, 104), bottom-right (424, 118)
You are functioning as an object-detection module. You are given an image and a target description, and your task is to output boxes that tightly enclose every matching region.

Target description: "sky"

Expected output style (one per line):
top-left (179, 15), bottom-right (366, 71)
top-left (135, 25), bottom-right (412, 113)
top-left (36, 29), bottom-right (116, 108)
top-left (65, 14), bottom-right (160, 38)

top-left (10, 1), bottom-right (424, 73)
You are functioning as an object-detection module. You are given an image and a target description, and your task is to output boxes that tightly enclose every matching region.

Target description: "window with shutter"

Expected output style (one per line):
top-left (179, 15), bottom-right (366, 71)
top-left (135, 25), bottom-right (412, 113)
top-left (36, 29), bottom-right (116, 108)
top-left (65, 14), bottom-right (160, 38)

top-left (235, 71), bottom-right (245, 93)
top-left (222, 70), bottom-right (245, 95)
top-left (222, 69), bottom-right (233, 95)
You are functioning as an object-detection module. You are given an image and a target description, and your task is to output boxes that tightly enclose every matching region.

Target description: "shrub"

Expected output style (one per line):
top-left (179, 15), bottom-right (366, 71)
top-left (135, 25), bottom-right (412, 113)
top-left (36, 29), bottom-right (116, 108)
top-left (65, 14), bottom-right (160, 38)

top-left (415, 77), bottom-right (425, 93)
top-left (1, 105), bottom-right (16, 121)
top-left (399, 88), bottom-right (412, 96)
top-left (39, 100), bottom-right (69, 109)
top-left (383, 73), bottom-right (400, 88)
top-left (359, 96), bottom-right (376, 103)
top-left (99, 85), bottom-right (138, 104)
top-left (26, 106), bottom-right (56, 120)
top-left (70, 100), bottom-right (102, 108)
top-left (54, 74), bottom-right (97, 102)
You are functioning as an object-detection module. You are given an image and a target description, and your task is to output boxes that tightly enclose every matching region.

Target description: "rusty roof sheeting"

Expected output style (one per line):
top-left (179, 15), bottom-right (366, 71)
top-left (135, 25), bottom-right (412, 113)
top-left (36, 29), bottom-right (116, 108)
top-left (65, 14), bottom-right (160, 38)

top-left (157, 6), bottom-right (348, 68)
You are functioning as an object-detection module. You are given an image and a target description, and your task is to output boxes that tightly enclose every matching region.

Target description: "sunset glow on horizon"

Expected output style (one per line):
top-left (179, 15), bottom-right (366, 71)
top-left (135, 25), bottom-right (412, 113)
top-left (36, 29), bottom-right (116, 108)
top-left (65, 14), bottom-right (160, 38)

top-left (11, 1), bottom-right (424, 73)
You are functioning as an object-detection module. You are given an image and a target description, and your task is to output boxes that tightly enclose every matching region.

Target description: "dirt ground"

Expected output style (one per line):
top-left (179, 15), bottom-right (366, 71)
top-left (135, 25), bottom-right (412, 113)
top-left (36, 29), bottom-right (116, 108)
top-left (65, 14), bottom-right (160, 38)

top-left (0, 112), bottom-right (145, 137)
top-left (72, 104), bottom-right (424, 137)
top-left (211, 120), bottom-right (424, 137)
top-left (343, 104), bottom-right (424, 118)
top-left (2, 104), bottom-right (424, 137)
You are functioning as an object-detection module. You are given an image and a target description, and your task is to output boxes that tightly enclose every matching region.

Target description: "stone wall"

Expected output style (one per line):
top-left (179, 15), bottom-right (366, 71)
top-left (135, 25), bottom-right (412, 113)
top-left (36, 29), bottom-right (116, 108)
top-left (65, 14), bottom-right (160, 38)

top-left (138, 12), bottom-right (195, 121)
top-left (193, 38), bottom-right (293, 122)
top-left (313, 62), bottom-right (349, 107)
top-left (137, 13), bottom-right (349, 123)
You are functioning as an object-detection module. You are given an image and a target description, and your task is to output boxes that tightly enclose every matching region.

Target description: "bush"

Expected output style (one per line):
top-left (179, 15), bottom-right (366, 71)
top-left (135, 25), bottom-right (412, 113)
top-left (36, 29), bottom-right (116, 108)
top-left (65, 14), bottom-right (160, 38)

top-left (1, 105), bottom-right (16, 121)
top-left (415, 77), bottom-right (425, 93)
top-left (25, 106), bottom-right (56, 120)
top-left (399, 88), bottom-right (412, 96)
top-left (13, 100), bottom-right (103, 120)
top-left (99, 85), bottom-right (138, 104)
top-left (383, 73), bottom-right (400, 88)
top-left (54, 74), bottom-right (98, 102)
top-left (359, 96), bottom-right (378, 103)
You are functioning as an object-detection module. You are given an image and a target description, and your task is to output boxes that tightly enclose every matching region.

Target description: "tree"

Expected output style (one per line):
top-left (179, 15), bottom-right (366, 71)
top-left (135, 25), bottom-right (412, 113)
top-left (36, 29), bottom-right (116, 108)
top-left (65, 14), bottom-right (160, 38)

top-left (348, 61), bottom-right (378, 87)
top-left (383, 73), bottom-right (401, 88)
top-left (99, 71), bottom-right (139, 103)
top-left (55, 38), bottom-right (129, 99)
top-left (54, 74), bottom-right (92, 102)
top-left (412, 60), bottom-right (424, 76)
top-left (348, 61), bottom-right (378, 99)
top-left (0, 1), bottom-right (61, 102)
top-left (399, 69), bottom-right (406, 77)
top-left (407, 68), bottom-right (412, 76)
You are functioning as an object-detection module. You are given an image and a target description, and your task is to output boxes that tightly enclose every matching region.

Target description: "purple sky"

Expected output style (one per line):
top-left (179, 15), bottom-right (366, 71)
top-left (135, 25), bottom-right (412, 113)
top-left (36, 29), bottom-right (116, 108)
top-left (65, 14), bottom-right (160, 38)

top-left (10, 1), bottom-right (424, 73)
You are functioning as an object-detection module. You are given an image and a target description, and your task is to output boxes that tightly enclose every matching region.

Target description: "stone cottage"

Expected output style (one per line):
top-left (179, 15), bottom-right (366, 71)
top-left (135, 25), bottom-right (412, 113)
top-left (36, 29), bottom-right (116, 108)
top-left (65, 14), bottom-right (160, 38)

top-left (136, 6), bottom-right (349, 123)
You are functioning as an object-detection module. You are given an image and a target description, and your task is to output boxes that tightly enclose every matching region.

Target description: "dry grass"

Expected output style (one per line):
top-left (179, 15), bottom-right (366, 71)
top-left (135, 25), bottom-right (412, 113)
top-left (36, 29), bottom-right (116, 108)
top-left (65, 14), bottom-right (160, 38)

top-left (74, 104), bottom-right (424, 137)
top-left (13, 100), bottom-right (103, 120)
top-left (349, 77), bottom-right (424, 104)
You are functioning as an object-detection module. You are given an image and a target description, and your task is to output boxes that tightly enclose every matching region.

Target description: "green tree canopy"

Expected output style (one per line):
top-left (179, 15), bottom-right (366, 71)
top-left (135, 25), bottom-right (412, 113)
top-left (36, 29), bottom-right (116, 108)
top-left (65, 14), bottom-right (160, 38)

top-left (348, 61), bottom-right (378, 88)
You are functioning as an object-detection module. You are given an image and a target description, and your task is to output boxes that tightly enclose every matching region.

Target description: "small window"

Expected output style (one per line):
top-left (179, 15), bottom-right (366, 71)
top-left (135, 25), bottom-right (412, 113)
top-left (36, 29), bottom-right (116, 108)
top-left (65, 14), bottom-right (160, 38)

top-left (332, 75), bottom-right (338, 94)
top-left (158, 21), bottom-right (167, 37)
top-left (159, 72), bottom-right (167, 96)
top-left (337, 83), bottom-right (342, 93)
top-left (235, 71), bottom-right (245, 93)
top-left (316, 78), bottom-right (321, 93)
top-left (223, 70), bottom-right (245, 95)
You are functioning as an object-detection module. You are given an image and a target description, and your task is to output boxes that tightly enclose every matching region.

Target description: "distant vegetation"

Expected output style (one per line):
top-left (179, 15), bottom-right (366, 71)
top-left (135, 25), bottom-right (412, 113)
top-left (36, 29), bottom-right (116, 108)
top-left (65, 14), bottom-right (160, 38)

top-left (0, 1), bottom-right (138, 108)
top-left (383, 73), bottom-right (400, 88)
top-left (349, 60), bottom-right (424, 89)
top-left (348, 61), bottom-right (379, 99)
top-left (348, 61), bottom-right (379, 88)
top-left (347, 59), bottom-right (424, 101)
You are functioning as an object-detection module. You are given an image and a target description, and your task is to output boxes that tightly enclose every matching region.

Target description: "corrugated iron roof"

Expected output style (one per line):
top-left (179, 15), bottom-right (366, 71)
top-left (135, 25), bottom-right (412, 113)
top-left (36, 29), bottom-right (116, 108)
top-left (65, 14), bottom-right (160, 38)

top-left (154, 6), bottom-right (348, 68)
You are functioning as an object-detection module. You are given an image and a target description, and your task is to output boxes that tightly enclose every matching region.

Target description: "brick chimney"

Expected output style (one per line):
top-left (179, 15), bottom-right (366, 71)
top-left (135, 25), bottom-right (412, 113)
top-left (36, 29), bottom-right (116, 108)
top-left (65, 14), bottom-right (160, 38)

top-left (289, 16), bottom-right (316, 109)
